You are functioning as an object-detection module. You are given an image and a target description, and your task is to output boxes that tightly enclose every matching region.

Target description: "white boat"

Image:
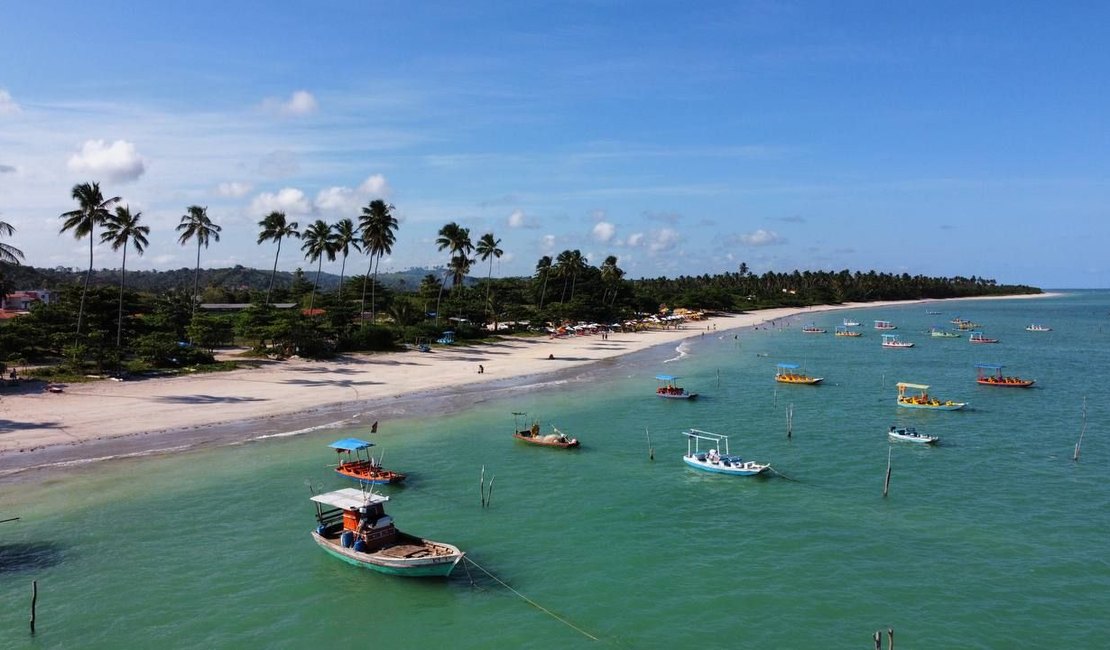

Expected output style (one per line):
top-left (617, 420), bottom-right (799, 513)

top-left (1025, 324), bottom-right (1052, 332)
top-left (874, 320), bottom-right (896, 330)
top-left (309, 488), bottom-right (464, 577)
top-left (842, 318), bottom-right (861, 327)
top-left (881, 334), bottom-right (914, 348)
top-left (969, 331), bottom-right (999, 344)
top-left (930, 326), bottom-right (961, 338)
top-left (681, 429), bottom-right (768, 476)
top-left (888, 426), bottom-right (938, 444)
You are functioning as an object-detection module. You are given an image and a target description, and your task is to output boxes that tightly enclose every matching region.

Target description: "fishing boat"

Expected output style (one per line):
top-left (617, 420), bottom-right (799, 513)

top-left (835, 325), bottom-right (862, 337)
top-left (842, 318), bottom-right (861, 327)
top-left (1025, 324), bottom-right (1052, 332)
top-left (881, 334), bottom-right (914, 348)
top-left (874, 320), bottom-right (896, 330)
top-left (681, 429), bottom-right (769, 476)
top-left (512, 414), bottom-right (580, 448)
top-left (975, 364), bottom-right (1035, 388)
top-left (330, 438), bottom-right (407, 485)
top-left (925, 309), bottom-right (942, 315)
top-left (930, 326), bottom-right (961, 338)
top-left (309, 488), bottom-right (464, 577)
top-left (655, 374), bottom-right (697, 400)
top-left (887, 425), bottom-right (939, 444)
top-left (801, 323), bottom-right (826, 334)
top-left (775, 362), bottom-right (823, 385)
top-left (896, 382), bottom-right (966, 410)
top-left (968, 331), bottom-right (999, 344)
top-left (955, 320), bottom-right (980, 331)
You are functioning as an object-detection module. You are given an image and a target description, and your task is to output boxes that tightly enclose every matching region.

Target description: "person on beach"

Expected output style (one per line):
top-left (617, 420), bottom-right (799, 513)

top-left (478, 364), bottom-right (484, 374)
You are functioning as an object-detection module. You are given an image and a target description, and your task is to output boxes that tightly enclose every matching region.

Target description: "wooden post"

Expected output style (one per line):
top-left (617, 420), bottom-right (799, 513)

top-left (786, 404), bottom-right (794, 439)
top-left (883, 447), bottom-right (892, 497)
top-left (30, 580), bottom-right (37, 634)
top-left (480, 466), bottom-right (486, 507)
top-left (485, 476), bottom-right (495, 508)
top-left (888, 628), bottom-right (894, 650)
top-left (646, 428), bottom-right (654, 461)
top-left (873, 630), bottom-right (882, 649)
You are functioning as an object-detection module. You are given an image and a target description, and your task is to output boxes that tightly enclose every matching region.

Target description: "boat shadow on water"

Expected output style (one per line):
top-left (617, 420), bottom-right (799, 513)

top-left (0, 541), bottom-right (65, 573)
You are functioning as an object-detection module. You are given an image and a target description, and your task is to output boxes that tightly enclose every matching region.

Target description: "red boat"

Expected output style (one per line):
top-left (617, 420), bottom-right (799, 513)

top-left (975, 364), bottom-right (1034, 388)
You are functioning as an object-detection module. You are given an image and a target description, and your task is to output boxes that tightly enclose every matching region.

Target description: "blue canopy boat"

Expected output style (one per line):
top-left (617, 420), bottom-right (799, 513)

top-left (330, 438), bottom-right (407, 485)
top-left (656, 374), bottom-right (697, 399)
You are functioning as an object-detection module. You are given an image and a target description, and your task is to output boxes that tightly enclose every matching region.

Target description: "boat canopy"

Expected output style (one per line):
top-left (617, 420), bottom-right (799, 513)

top-left (896, 382), bottom-right (929, 390)
top-left (655, 374), bottom-right (678, 381)
top-left (329, 438), bottom-right (375, 451)
top-left (776, 363), bottom-right (800, 369)
top-left (975, 364), bottom-right (1003, 370)
top-left (310, 488), bottom-right (389, 510)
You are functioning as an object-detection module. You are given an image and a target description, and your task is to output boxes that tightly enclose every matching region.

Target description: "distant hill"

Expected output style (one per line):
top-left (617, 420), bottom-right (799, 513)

top-left (3, 264), bottom-right (458, 294)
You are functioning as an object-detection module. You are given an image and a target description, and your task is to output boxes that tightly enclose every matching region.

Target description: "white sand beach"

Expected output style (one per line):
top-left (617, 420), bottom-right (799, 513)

top-left (0, 294), bottom-right (1059, 476)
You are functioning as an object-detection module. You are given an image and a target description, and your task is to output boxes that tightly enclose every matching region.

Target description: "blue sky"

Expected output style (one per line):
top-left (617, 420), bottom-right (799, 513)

top-left (1, 1), bottom-right (1107, 288)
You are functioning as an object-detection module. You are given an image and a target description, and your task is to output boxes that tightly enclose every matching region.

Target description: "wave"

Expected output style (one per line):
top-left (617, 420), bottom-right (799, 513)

top-left (249, 419), bottom-right (352, 441)
top-left (663, 340), bottom-right (692, 364)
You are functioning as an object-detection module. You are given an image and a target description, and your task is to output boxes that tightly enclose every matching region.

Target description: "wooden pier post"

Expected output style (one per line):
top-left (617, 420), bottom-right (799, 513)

top-left (888, 628), bottom-right (894, 649)
top-left (873, 630), bottom-right (882, 649)
top-left (30, 580), bottom-right (37, 634)
top-left (485, 476), bottom-right (495, 508)
top-left (480, 466), bottom-right (486, 507)
top-left (883, 447), bottom-right (892, 498)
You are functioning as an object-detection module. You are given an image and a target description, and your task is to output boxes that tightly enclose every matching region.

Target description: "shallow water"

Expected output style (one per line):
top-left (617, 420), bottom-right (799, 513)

top-left (2, 292), bottom-right (1107, 648)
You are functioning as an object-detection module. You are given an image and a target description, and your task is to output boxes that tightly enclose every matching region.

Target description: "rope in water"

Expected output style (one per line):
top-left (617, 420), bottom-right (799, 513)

top-left (463, 557), bottom-right (600, 642)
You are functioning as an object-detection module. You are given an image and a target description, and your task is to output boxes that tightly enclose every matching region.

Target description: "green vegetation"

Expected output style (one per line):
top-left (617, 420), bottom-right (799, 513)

top-left (0, 181), bottom-right (1041, 378)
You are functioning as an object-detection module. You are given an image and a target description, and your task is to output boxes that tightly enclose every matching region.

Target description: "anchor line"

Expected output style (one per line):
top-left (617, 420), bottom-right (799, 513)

top-left (462, 557), bottom-right (600, 642)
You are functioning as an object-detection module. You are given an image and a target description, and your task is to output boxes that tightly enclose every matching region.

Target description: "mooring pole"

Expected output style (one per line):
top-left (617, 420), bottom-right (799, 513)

top-left (485, 476), bottom-right (495, 508)
top-left (888, 628), bottom-right (895, 650)
top-left (30, 580), bottom-right (37, 635)
top-left (883, 447), bottom-right (892, 498)
top-left (873, 630), bottom-right (882, 649)
top-left (480, 466), bottom-right (486, 507)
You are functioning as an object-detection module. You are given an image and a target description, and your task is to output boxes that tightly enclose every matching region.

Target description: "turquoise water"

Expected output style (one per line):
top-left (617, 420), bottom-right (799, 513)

top-left (2, 292), bottom-right (1108, 649)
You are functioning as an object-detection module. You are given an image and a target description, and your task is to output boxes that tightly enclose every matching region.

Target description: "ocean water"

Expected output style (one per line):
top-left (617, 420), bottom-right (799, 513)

top-left (2, 292), bottom-right (1108, 649)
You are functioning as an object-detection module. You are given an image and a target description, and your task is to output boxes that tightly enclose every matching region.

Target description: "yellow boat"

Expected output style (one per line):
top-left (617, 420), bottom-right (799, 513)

top-left (775, 363), bottom-right (823, 385)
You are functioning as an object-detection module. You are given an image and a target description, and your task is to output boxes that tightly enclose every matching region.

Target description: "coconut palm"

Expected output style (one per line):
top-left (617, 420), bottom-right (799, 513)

top-left (100, 205), bottom-right (150, 348)
top-left (0, 218), bottom-right (23, 265)
top-left (599, 255), bottom-right (624, 307)
top-left (257, 211), bottom-right (299, 305)
top-left (300, 219), bottom-right (337, 313)
top-left (176, 205), bottom-right (221, 318)
top-left (446, 254), bottom-right (472, 289)
top-left (534, 255), bottom-right (552, 308)
top-left (358, 200), bottom-right (398, 322)
top-left (475, 232), bottom-right (503, 318)
top-left (331, 218), bottom-right (361, 302)
top-left (59, 182), bottom-right (121, 340)
top-left (434, 222), bottom-right (472, 324)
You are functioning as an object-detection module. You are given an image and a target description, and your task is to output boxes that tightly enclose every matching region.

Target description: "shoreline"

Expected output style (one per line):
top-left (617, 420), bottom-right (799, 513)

top-left (0, 293), bottom-right (1062, 480)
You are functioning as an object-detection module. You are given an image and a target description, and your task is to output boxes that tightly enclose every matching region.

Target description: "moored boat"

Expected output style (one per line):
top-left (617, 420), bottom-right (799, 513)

top-left (881, 334), bottom-right (914, 348)
top-left (975, 364), bottom-right (1035, 388)
top-left (888, 425), bottom-right (939, 444)
top-left (835, 325), bottom-right (862, 337)
top-left (842, 318), bottom-right (861, 327)
top-left (896, 382), bottom-right (966, 410)
top-left (309, 488), bottom-right (463, 577)
top-left (874, 320), bottom-right (897, 330)
top-left (1025, 324), bottom-right (1052, 332)
top-left (775, 362), bottom-right (823, 384)
top-left (968, 331), bottom-right (999, 344)
top-left (512, 416), bottom-right (580, 448)
top-left (801, 323), bottom-right (826, 333)
top-left (930, 326), bottom-right (961, 338)
top-left (330, 438), bottom-right (407, 485)
top-left (656, 374), bottom-right (697, 400)
top-left (681, 429), bottom-right (769, 476)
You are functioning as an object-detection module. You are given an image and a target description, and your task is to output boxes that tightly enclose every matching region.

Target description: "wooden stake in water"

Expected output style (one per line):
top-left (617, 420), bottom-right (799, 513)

top-left (888, 628), bottom-right (895, 650)
top-left (1074, 396), bottom-right (1087, 462)
top-left (883, 447), bottom-right (893, 497)
top-left (645, 427), bottom-right (654, 461)
top-left (30, 580), bottom-right (37, 635)
top-left (485, 475), bottom-right (495, 508)
top-left (716, 368), bottom-right (720, 388)
top-left (874, 630), bottom-right (882, 649)
top-left (786, 403), bottom-right (794, 439)
top-left (480, 466), bottom-right (486, 507)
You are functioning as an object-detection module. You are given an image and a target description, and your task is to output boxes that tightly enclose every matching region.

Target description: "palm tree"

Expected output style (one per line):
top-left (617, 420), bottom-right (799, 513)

top-left (534, 255), bottom-right (552, 308)
top-left (0, 218), bottom-right (23, 265)
top-left (331, 218), bottom-right (361, 301)
top-left (475, 232), bottom-right (503, 318)
top-left (566, 249), bottom-right (587, 302)
top-left (59, 182), bottom-right (121, 340)
top-left (300, 219), bottom-right (337, 313)
top-left (446, 254), bottom-right (472, 289)
top-left (100, 205), bottom-right (150, 348)
top-left (176, 205), bottom-right (221, 318)
top-left (434, 222), bottom-right (472, 324)
top-left (257, 211), bottom-right (299, 305)
top-left (358, 200), bottom-right (398, 322)
top-left (599, 255), bottom-right (624, 307)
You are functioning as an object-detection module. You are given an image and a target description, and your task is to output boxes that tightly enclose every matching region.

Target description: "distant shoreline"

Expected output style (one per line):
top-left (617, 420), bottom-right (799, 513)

top-left (0, 292), bottom-right (1063, 482)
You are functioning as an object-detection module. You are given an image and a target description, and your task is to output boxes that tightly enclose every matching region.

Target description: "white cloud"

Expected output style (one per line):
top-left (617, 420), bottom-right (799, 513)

top-left (217, 181), bottom-right (253, 198)
top-left (250, 187), bottom-right (311, 216)
top-left (739, 229), bottom-right (785, 246)
top-left (627, 232), bottom-right (645, 247)
top-left (358, 173), bottom-right (391, 197)
top-left (592, 221), bottom-right (616, 243)
top-left (314, 174), bottom-right (393, 214)
top-left (507, 209), bottom-right (539, 229)
top-left (591, 209), bottom-right (607, 221)
top-left (649, 228), bottom-right (680, 252)
top-left (0, 89), bottom-right (20, 115)
top-left (262, 90), bottom-right (318, 116)
top-left (541, 234), bottom-right (556, 251)
top-left (258, 150), bottom-right (300, 178)
top-left (66, 139), bottom-right (146, 183)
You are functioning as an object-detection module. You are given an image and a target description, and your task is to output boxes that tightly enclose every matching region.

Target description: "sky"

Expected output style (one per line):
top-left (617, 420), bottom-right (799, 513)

top-left (1, 1), bottom-right (1108, 288)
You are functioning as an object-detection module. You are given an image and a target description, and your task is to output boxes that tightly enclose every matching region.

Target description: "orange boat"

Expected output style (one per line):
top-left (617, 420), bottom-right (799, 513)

top-left (975, 364), bottom-right (1034, 388)
top-left (330, 438), bottom-right (407, 485)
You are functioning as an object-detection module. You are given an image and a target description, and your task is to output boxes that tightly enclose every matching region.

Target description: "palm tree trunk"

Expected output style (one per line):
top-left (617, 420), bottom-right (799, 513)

top-left (371, 253), bottom-right (380, 322)
top-left (338, 253), bottom-right (347, 301)
top-left (434, 269), bottom-right (448, 326)
top-left (570, 272), bottom-right (577, 302)
top-left (192, 240), bottom-right (202, 319)
top-left (75, 230), bottom-right (94, 344)
top-left (359, 259), bottom-right (373, 322)
top-left (266, 237), bottom-right (282, 305)
top-left (116, 243), bottom-right (127, 349)
top-left (310, 257), bottom-right (322, 312)
top-left (539, 273), bottom-right (548, 308)
top-left (485, 260), bottom-right (493, 320)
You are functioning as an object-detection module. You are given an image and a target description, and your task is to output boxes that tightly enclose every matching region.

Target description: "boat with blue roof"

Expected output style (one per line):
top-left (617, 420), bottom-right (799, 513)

top-left (330, 438), bottom-right (407, 485)
top-left (775, 362), bottom-right (823, 384)
top-left (656, 374), bottom-right (697, 399)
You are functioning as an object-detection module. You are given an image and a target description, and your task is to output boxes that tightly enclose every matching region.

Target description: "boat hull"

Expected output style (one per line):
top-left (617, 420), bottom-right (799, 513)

top-left (656, 392), bottom-right (697, 399)
top-left (897, 400), bottom-right (966, 410)
top-left (311, 532), bottom-right (463, 577)
top-left (335, 464), bottom-right (407, 486)
top-left (888, 432), bottom-right (938, 444)
top-left (513, 432), bottom-right (580, 448)
top-left (977, 379), bottom-right (1034, 388)
top-left (682, 455), bottom-right (767, 476)
top-left (775, 376), bottom-right (823, 385)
